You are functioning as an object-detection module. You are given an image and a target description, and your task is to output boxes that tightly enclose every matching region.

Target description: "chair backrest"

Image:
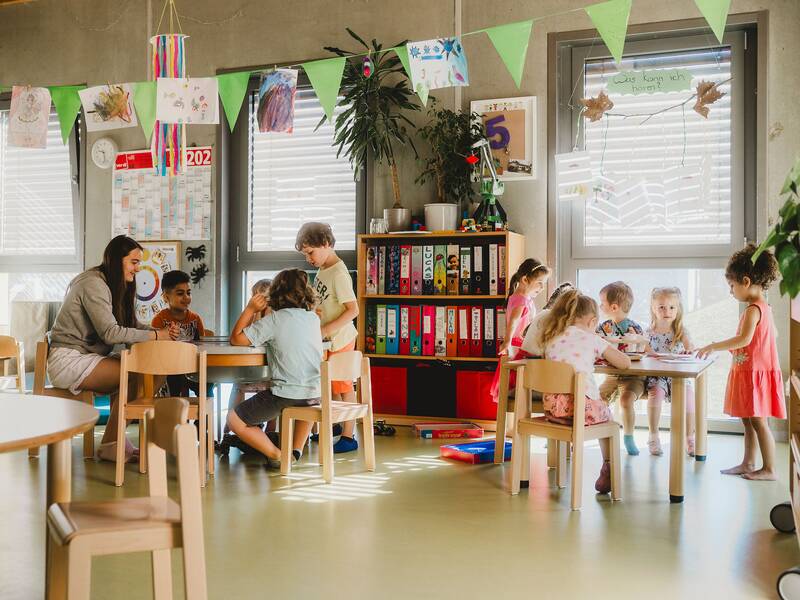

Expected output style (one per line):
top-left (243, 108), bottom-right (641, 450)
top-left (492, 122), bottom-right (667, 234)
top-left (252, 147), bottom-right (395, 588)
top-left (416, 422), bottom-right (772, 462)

top-left (325, 350), bottom-right (363, 382)
top-left (522, 359), bottom-right (583, 396)
top-left (0, 335), bottom-right (19, 359)
top-left (126, 341), bottom-right (201, 376)
top-left (145, 397), bottom-right (207, 599)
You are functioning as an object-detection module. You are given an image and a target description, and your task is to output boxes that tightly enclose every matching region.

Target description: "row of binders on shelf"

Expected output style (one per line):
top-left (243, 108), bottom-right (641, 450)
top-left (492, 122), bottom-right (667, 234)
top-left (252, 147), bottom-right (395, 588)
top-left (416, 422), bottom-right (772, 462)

top-left (365, 243), bottom-right (507, 296)
top-left (365, 304), bottom-right (506, 358)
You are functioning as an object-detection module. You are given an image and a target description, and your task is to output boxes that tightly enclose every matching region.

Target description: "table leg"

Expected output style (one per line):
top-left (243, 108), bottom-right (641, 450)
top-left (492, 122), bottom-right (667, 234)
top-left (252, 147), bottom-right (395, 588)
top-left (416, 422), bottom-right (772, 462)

top-left (695, 372), bottom-right (708, 461)
top-left (669, 378), bottom-right (686, 503)
top-left (495, 363), bottom-right (510, 464)
top-left (45, 438), bottom-right (72, 599)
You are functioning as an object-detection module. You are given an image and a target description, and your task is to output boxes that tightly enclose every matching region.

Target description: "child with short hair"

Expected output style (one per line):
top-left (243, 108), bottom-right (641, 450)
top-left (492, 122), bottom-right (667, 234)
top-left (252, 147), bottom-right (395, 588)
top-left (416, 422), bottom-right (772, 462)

top-left (596, 281), bottom-right (647, 456)
top-left (296, 222), bottom-right (360, 453)
top-left (697, 244), bottom-right (786, 480)
top-left (644, 287), bottom-right (695, 456)
top-left (151, 270), bottom-right (207, 396)
top-left (537, 289), bottom-right (631, 493)
top-left (227, 268), bottom-right (322, 467)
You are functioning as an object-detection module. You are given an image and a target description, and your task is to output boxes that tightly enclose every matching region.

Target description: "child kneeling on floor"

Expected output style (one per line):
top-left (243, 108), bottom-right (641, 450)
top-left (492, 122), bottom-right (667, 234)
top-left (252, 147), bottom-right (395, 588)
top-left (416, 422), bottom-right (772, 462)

top-left (227, 268), bottom-right (322, 468)
top-left (536, 289), bottom-right (631, 493)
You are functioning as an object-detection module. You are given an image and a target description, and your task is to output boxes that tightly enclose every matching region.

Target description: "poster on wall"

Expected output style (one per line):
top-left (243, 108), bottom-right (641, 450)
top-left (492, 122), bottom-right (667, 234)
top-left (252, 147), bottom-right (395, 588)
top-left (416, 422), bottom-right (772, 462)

top-left (407, 36), bottom-right (469, 93)
top-left (112, 146), bottom-right (213, 240)
top-left (79, 83), bottom-right (138, 131)
top-left (135, 241), bottom-right (180, 324)
top-left (8, 86), bottom-right (51, 149)
top-left (470, 96), bottom-right (536, 180)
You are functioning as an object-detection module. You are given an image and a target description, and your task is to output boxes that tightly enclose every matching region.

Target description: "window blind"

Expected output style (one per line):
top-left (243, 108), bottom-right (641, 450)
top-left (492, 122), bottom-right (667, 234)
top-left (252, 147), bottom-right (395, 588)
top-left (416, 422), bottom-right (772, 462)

top-left (248, 87), bottom-right (357, 252)
top-left (0, 110), bottom-right (76, 256)
top-left (582, 47), bottom-right (732, 247)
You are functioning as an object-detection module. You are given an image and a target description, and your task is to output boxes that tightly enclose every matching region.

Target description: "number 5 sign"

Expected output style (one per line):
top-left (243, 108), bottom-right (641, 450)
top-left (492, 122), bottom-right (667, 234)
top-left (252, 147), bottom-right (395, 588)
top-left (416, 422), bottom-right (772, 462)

top-left (470, 96), bottom-right (536, 180)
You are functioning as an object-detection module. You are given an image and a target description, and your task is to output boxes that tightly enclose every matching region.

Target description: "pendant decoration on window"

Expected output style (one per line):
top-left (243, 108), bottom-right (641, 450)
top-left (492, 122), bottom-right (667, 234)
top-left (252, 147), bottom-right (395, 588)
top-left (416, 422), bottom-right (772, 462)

top-left (580, 90), bottom-right (614, 122)
top-left (692, 80), bottom-right (725, 119)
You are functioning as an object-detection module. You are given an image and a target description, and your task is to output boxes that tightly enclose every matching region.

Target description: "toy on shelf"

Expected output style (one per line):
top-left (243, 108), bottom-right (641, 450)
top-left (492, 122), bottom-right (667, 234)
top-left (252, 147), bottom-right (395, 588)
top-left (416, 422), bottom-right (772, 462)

top-left (459, 217), bottom-right (479, 233)
top-left (470, 138), bottom-right (508, 232)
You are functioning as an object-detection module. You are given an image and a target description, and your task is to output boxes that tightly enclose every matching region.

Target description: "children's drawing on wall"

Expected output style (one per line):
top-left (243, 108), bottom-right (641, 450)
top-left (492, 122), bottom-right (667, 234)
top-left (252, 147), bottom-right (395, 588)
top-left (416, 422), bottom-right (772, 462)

top-left (407, 36), bottom-right (469, 94)
top-left (79, 83), bottom-right (138, 131)
top-left (8, 86), bottom-right (51, 149)
top-left (156, 77), bottom-right (220, 125)
top-left (190, 263), bottom-right (209, 286)
top-left (257, 68), bottom-right (298, 133)
top-left (185, 244), bottom-right (207, 262)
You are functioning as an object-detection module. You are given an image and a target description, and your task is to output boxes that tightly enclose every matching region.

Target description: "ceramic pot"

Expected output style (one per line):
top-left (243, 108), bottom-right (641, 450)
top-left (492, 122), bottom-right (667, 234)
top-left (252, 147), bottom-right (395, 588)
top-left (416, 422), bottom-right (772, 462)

top-left (424, 203), bottom-right (459, 231)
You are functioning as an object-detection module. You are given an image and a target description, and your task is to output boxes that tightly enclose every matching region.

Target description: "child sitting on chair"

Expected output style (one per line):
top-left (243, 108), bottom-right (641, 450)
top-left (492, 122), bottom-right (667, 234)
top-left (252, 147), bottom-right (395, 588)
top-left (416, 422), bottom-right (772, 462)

top-left (536, 289), bottom-right (631, 494)
top-left (227, 268), bottom-right (322, 468)
top-left (151, 270), bottom-right (207, 397)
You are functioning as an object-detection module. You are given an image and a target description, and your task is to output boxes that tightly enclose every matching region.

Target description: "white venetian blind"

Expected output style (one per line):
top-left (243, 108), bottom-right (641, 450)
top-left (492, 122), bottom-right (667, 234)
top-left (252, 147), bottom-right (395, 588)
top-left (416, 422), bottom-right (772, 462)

top-left (0, 110), bottom-right (76, 256)
top-left (583, 47), bottom-right (732, 247)
top-left (248, 87), bottom-right (357, 252)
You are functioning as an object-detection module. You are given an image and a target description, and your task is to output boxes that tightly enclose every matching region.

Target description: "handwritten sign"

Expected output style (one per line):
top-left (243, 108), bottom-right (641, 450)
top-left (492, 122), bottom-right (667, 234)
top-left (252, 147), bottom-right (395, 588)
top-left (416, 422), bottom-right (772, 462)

top-left (608, 69), bottom-right (692, 95)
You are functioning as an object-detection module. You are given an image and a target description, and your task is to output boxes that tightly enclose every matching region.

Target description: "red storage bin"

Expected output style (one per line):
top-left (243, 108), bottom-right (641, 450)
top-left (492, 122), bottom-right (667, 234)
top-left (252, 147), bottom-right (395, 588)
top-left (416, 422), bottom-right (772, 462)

top-left (370, 365), bottom-right (408, 415)
top-left (456, 368), bottom-right (496, 420)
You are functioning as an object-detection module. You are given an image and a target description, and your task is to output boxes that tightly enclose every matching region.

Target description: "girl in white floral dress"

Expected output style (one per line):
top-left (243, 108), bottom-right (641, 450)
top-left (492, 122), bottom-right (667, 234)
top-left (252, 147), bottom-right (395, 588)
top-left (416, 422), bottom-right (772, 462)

top-left (644, 287), bottom-right (695, 457)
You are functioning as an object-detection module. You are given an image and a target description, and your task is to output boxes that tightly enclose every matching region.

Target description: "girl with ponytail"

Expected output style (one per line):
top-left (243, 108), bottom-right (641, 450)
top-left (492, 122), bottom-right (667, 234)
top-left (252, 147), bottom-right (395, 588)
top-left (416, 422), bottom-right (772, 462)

top-left (489, 258), bottom-right (551, 403)
top-left (537, 289), bottom-right (631, 494)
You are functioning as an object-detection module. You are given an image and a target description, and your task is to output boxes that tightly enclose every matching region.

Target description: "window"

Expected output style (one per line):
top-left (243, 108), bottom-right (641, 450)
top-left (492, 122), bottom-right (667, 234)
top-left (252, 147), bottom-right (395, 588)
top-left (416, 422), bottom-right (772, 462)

top-left (229, 77), bottom-right (365, 319)
top-left (555, 29), bottom-right (756, 424)
top-left (0, 104), bottom-right (82, 335)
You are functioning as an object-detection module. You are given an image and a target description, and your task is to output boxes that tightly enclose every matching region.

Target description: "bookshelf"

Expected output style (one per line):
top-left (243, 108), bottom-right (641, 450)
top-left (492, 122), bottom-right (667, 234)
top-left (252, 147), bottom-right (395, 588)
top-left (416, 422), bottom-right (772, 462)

top-left (356, 230), bottom-right (526, 428)
top-left (785, 298), bottom-right (800, 546)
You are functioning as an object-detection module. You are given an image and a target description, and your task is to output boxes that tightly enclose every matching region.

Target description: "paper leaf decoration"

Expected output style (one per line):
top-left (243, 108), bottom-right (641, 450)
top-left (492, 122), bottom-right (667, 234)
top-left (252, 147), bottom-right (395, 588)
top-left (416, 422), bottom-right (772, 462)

top-left (692, 80), bottom-right (725, 118)
top-left (580, 90), bottom-right (614, 122)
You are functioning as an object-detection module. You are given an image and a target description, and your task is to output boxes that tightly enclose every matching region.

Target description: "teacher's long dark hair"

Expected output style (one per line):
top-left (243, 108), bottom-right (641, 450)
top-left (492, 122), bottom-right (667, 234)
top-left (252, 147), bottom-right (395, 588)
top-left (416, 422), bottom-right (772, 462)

top-left (96, 235), bottom-right (142, 327)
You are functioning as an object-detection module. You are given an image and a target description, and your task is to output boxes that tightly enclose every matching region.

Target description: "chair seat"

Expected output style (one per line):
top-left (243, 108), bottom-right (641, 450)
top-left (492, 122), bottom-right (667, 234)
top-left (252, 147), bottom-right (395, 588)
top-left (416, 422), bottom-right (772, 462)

top-left (48, 497), bottom-right (181, 545)
top-left (283, 400), bottom-right (369, 423)
top-left (518, 416), bottom-right (619, 442)
top-left (126, 396), bottom-right (208, 418)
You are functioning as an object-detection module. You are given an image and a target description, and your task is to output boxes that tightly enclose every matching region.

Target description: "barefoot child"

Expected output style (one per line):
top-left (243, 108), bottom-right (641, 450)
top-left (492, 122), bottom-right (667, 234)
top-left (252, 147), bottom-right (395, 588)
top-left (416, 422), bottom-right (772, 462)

top-left (697, 244), bottom-right (786, 480)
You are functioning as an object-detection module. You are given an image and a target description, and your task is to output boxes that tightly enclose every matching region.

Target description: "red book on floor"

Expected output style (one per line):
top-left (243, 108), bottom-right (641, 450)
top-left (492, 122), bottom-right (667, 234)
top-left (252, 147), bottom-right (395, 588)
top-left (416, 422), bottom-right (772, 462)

top-left (469, 305), bottom-right (482, 357)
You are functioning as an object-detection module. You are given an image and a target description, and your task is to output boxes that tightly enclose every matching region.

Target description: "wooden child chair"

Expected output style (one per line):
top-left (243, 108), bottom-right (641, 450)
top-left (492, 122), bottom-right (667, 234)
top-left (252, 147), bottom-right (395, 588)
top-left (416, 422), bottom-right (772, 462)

top-left (116, 340), bottom-right (212, 487)
top-left (0, 334), bottom-right (25, 393)
top-left (510, 359), bottom-right (621, 510)
top-left (46, 397), bottom-right (208, 599)
top-left (30, 340), bottom-right (96, 459)
top-left (279, 351), bottom-right (375, 483)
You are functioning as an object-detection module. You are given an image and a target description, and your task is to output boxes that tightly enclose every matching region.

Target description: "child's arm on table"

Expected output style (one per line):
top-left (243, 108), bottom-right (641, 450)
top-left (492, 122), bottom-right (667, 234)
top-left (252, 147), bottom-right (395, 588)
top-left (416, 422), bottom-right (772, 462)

top-left (498, 305), bottom-right (524, 355)
top-left (696, 305), bottom-right (760, 358)
top-left (602, 344), bottom-right (632, 370)
top-left (321, 300), bottom-right (358, 340)
top-left (230, 294), bottom-right (268, 346)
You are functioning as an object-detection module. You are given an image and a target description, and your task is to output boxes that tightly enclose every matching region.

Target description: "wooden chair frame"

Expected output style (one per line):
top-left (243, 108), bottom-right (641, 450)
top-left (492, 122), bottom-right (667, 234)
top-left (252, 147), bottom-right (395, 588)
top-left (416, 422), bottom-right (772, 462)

top-left (280, 351), bottom-right (376, 483)
top-left (46, 397), bottom-right (208, 599)
top-left (30, 340), bottom-right (95, 459)
top-left (510, 359), bottom-right (621, 510)
top-left (116, 341), bottom-right (212, 487)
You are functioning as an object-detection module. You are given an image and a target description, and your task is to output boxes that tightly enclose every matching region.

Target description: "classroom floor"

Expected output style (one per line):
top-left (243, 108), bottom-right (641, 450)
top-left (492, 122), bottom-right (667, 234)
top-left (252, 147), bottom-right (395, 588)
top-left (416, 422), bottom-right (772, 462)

top-left (0, 429), bottom-right (796, 600)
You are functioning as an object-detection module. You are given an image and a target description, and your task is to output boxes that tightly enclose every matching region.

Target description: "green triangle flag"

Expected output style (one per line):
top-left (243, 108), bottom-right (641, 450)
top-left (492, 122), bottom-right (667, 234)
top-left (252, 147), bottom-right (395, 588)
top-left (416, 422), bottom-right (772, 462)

top-left (133, 81), bottom-right (157, 142)
top-left (483, 20), bottom-right (533, 88)
top-left (393, 45), bottom-right (412, 80)
top-left (303, 57), bottom-right (346, 123)
top-left (48, 85), bottom-right (85, 144)
top-left (585, 0), bottom-right (632, 65)
top-left (416, 83), bottom-right (429, 107)
top-left (694, 0), bottom-right (731, 44)
top-left (217, 71), bottom-right (252, 132)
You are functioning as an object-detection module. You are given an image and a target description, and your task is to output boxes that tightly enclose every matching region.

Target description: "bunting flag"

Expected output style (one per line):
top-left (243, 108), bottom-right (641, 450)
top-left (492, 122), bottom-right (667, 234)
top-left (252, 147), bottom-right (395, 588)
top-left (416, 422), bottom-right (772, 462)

top-left (302, 56), bottom-right (346, 123)
top-left (417, 84), bottom-right (429, 107)
top-left (48, 84), bottom-right (86, 144)
top-left (393, 45), bottom-right (412, 80)
top-left (217, 70), bottom-right (253, 131)
top-left (585, 0), bottom-right (632, 65)
top-left (483, 19), bottom-right (533, 88)
top-left (133, 81), bottom-right (157, 141)
top-left (694, 0), bottom-right (731, 44)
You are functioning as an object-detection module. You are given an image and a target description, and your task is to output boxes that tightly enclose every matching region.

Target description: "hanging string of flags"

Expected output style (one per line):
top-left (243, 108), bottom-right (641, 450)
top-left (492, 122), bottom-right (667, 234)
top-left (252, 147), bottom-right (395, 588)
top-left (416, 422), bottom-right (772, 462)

top-left (0, 0), bottom-right (731, 154)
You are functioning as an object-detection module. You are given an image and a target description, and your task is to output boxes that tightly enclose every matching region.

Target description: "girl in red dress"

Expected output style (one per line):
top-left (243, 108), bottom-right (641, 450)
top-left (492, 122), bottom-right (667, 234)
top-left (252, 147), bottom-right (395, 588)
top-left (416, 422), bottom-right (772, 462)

top-left (697, 244), bottom-right (786, 480)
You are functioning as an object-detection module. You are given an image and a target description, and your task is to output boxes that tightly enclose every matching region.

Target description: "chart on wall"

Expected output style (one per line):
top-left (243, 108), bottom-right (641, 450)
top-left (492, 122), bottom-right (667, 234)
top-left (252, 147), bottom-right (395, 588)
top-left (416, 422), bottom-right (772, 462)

top-left (135, 241), bottom-right (180, 324)
top-left (112, 146), bottom-right (212, 240)
top-left (470, 97), bottom-right (536, 180)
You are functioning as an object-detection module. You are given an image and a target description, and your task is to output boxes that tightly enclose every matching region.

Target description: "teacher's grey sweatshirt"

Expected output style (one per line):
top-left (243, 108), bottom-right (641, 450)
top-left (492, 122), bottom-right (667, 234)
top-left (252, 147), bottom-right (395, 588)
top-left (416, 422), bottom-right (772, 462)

top-left (50, 269), bottom-right (152, 356)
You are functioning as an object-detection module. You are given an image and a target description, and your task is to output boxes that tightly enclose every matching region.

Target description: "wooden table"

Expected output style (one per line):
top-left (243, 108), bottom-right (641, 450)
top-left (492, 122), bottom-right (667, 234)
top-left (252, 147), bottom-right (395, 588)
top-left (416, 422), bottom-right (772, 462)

top-left (0, 394), bottom-right (98, 593)
top-left (497, 356), bottom-right (714, 503)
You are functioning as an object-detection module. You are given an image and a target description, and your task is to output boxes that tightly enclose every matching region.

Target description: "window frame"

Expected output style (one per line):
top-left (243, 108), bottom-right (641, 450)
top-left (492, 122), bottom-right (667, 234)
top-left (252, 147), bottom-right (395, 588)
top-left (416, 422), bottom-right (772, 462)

top-left (0, 95), bottom-right (84, 273)
top-left (227, 73), bottom-right (366, 323)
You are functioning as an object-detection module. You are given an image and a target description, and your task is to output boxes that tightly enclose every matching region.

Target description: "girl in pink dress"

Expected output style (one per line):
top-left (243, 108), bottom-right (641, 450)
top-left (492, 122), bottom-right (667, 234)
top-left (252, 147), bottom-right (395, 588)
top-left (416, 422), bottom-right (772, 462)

top-left (490, 258), bottom-right (551, 403)
top-left (697, 244), bottom-right (785, 480)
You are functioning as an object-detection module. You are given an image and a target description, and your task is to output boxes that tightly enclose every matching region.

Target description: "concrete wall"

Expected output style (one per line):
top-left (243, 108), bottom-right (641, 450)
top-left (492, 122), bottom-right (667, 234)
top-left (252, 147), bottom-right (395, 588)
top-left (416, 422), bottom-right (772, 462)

top-left (0, 0), bottom-right (798, 333)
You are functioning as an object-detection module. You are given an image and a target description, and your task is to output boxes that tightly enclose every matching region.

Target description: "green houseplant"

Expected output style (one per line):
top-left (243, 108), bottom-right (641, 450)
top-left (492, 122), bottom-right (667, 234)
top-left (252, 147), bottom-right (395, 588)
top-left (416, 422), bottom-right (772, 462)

top-left (322, 30), bottom-right (420, 230)
top-left (753, 157), bottom-right (800, 297)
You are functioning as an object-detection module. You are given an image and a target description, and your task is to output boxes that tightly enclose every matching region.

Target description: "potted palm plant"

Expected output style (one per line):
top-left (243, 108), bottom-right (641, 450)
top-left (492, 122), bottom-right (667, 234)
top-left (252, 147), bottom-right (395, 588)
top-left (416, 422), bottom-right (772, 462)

top-left (415, 99), bottom-right (484, 230)
top-left (323, 30), bottom-right (420, 231)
